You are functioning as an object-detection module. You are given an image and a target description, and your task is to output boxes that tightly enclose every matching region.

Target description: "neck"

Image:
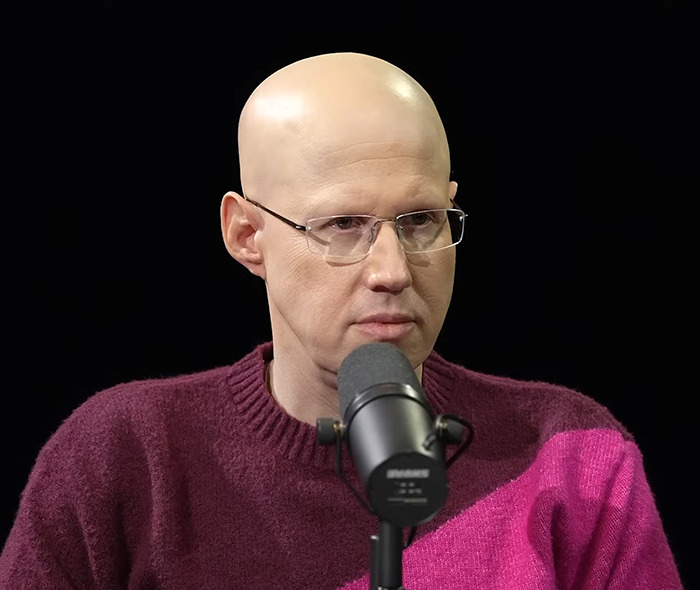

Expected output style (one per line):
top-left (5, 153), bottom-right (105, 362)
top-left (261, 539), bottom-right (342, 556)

top-left (266, 345), bottom-right (425, 426)
top-left (266, 355), bottom-right (343, 425)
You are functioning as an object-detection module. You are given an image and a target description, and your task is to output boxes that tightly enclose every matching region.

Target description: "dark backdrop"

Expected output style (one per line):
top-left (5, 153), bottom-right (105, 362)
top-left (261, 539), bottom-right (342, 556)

top-left (5, 8), bottom-right (693, 587)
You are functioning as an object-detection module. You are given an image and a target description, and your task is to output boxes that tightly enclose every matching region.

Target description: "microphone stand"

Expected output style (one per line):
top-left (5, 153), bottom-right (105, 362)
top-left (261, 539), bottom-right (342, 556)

top-left (370, 520), bottom-right (404, 590)
top-left (317, 412), bottom-right (473, 590)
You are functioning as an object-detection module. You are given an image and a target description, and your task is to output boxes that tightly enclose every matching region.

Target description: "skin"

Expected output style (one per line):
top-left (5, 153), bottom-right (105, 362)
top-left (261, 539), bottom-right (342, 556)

top-left (221, 53), bottom-right (458, 425)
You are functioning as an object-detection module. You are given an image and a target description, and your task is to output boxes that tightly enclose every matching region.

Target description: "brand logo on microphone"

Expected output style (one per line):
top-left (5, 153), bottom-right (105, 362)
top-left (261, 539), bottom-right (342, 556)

top-left (386, 468), bottom-right (430, 479)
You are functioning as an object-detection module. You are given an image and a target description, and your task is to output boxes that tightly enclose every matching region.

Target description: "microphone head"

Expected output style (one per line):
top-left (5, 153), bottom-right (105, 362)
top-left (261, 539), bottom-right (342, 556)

top-left (338, 342), bottom-right (423, 418)
top-left (336, 342), bottom-right (447, 527)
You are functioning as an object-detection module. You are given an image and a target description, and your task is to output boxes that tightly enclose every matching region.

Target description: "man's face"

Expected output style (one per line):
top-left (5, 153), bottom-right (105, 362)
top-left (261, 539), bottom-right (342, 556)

top-left (257, 131), bottom-right (457, 375)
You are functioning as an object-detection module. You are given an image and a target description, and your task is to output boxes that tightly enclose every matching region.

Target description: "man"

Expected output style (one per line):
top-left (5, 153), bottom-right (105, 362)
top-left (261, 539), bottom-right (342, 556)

top-left (1, 53), bottom-right (682, 588)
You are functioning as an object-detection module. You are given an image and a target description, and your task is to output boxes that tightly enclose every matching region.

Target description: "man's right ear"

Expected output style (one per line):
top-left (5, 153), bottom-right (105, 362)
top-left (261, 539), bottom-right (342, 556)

top-left (220, 191), bottom-right (266, 280)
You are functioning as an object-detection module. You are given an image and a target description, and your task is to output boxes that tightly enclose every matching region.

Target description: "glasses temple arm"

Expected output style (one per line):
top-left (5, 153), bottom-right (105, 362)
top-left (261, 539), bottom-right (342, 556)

top-left (242, 196), bottom-right (307, 232)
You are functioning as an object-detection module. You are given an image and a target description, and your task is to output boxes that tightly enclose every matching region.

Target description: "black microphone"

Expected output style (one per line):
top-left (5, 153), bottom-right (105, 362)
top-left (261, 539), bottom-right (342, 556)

top-left (337, 342), bottom-right (448, 528)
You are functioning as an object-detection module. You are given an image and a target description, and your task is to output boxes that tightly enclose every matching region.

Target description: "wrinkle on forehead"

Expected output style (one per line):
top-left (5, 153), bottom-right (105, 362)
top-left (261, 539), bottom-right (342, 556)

top-left (237, 52), bottom-right (451, 203)
top-left (309, 140), bottom-right (440, 173)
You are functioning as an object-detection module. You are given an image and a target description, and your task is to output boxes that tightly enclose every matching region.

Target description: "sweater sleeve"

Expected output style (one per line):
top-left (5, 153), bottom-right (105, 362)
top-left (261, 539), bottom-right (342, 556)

top-left (549, 435), bottom-right (683, 589)
top-left (0, 405), bottom-right (132, 590)
top-left (1, 439), bottom-right (99, 589)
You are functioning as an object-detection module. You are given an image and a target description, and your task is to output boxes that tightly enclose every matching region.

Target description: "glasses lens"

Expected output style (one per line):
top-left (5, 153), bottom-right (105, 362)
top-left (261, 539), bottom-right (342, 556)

top-left (306, 215), bottom-right (375, 260)
top-left (306, 210), bottom-right (465, 259)
top-left (397, 209), bottom-right (465, 253)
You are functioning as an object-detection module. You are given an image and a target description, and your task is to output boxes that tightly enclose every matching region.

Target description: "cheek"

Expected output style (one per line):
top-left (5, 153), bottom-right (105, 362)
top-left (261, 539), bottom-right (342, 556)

top-left (413, 253), bottom-right (455, 312)
top-left (279, 242), bottom-right (314, 282)
top-left (260, 228), bottom-right (310, 282)
top-left (268, 242), bottom-right (357, 320)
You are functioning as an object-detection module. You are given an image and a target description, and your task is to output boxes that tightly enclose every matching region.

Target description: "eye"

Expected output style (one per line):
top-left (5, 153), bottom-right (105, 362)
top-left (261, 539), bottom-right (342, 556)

top-left (403, 212), bottom-right (436, 227)
top-left (329, 216), bottom-right (362, 231)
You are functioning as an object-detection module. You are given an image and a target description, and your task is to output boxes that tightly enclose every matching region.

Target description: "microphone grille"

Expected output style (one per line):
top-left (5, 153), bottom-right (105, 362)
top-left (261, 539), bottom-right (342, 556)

top-left (337, 342), bottom-right (422, 417)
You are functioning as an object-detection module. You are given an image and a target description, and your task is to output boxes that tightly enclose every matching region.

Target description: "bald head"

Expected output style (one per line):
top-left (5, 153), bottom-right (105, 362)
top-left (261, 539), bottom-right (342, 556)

top-left (238, 53), bottom-right (451, 204)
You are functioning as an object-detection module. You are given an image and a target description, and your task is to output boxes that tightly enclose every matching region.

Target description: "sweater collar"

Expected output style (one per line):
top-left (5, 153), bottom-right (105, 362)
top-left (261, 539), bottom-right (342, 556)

top-left (227, 342), bottom-right (454, 469)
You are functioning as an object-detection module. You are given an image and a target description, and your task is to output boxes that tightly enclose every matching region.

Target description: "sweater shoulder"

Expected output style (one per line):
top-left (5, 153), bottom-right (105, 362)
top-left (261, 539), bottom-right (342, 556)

top-left (42, 345), bottom-right (266, 456)
top-left (418, 351), bottom-right (639, 525)
top-left (67, 364), bottom-right (230, 429)
top-left (424, 350), bottom-right (632, 442)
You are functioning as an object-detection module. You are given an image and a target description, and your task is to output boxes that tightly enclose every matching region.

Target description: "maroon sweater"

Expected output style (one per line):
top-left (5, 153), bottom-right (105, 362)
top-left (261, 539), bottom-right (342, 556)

top-left (0, 343), bottom-right (682, 589)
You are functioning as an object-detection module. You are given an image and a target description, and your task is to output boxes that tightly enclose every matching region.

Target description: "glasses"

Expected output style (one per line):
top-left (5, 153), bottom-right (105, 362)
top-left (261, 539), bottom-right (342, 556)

top-left (243, 195), bottom-right (467, 262)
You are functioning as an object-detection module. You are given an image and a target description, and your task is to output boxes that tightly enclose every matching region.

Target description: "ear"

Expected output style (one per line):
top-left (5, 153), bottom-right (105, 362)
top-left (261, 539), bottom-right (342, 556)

top-left (220, 191), bottom-right (266, 280)
top-left (448, 180), bottom-right (458, 202)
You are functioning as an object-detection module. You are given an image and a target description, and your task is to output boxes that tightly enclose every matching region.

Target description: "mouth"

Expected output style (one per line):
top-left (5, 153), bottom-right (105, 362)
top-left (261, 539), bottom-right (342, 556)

top-left (353, 314), bottom-right (416, 341)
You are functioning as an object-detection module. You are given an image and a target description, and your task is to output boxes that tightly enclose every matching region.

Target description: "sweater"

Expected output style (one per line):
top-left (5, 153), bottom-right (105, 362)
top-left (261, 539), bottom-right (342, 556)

top-left (0, 342), bottom-right (682, 589)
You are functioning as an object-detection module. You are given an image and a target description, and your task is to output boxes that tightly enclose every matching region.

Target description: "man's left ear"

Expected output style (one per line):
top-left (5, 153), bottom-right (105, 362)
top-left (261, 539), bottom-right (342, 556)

top-left (220, 191), bottom-right (266, 280)
top-left (449, 181), bottom-right (458, 202)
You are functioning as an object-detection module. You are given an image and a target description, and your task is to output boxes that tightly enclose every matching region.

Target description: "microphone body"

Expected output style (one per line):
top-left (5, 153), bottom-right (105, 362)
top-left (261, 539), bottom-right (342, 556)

top-left (338, 342), bottom-right (448, 528)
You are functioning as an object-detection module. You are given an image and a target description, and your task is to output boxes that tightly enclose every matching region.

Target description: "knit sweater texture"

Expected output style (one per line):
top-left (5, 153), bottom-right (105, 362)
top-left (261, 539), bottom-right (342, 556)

top-left (0, 343), bottom-right (682, 589)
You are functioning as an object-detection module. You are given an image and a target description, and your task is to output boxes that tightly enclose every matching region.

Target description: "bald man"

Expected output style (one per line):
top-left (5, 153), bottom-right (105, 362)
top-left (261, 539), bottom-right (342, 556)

top-left (1, 53), bottom-right (682, 589)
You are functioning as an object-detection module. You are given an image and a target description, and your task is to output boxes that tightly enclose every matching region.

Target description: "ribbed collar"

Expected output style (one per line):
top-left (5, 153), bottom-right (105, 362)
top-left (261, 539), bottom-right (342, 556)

top-left (226, 342), bottom-right (458, 470)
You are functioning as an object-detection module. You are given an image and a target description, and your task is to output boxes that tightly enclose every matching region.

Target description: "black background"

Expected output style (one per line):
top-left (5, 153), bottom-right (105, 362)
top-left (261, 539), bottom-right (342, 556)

top-left (4, 7), bottom-right (694, 587)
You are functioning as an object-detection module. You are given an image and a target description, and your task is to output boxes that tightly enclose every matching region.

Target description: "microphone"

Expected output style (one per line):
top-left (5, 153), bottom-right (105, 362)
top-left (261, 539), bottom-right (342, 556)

top-left (337, 342), bottom-right (448, 528)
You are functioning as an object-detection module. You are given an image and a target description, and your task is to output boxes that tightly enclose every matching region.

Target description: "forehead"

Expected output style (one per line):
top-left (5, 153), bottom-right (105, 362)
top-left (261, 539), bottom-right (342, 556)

top-left (284, 123), bottom-right (451, 216)
top-left (298, 146), bottom-right (447, 215)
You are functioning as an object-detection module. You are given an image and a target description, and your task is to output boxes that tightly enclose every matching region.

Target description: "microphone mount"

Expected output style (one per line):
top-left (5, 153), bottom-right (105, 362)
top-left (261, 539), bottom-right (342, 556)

top-left (317, 413), bottom-right (473, 590)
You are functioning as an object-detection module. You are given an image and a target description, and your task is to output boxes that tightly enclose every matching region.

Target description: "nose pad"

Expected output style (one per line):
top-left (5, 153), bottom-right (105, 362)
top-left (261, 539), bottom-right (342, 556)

top-left (368, 220), bottom-right (380, 244)
top-left (368, 219), bottom-right (400, 247)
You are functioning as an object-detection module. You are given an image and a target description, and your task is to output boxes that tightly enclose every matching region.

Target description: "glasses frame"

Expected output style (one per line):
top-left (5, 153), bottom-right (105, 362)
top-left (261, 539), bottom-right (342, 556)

top-left (241, 195), bottom-right (466, 258)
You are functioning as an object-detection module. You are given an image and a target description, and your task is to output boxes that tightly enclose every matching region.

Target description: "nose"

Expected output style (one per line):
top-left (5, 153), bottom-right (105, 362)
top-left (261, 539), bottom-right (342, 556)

top-left (363, 221), bottom-right (412, 293)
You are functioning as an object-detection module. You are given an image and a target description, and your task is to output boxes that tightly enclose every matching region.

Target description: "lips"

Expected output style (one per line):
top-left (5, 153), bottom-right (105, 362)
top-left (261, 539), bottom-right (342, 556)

top-left (356, 313), bottom-right (415, 324)
top-left (353, 313), bottom-right (416, 340)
